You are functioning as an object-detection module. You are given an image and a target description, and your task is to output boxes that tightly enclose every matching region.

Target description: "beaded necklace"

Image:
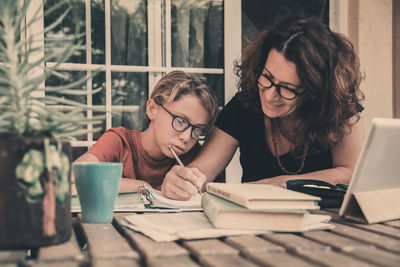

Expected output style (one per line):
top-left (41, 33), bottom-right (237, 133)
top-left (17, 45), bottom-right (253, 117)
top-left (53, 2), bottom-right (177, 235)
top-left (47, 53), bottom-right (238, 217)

top-left (270, 121), bottom-right (306, 175)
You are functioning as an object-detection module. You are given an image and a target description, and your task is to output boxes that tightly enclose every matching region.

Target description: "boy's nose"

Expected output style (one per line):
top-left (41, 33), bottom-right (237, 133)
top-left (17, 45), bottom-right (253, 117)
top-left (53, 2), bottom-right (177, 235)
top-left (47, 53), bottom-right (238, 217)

top-left (178, 126), bottom-right (192, 142)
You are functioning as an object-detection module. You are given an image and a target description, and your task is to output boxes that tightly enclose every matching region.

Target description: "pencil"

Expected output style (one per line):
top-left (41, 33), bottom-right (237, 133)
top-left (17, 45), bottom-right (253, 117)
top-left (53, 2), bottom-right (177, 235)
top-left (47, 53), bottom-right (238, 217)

top-left (168, 145), bottom-right (203, 196)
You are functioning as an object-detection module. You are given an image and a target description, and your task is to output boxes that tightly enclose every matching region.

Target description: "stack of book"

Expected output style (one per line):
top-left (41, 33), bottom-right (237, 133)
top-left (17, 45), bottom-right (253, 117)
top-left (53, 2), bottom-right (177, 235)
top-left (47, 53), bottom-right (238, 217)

top-left (202, 183), bottom-right (333, 232)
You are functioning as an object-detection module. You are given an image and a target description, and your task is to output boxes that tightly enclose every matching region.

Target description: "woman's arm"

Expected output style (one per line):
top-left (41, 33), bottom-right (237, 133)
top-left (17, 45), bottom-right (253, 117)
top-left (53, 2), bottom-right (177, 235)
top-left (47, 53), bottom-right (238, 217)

top-left (73, 152), bottom-right (152, 193)
top-left (252, 116), bottom-right (365, 187)
top-left (161, 127), bottom-right (239, 199)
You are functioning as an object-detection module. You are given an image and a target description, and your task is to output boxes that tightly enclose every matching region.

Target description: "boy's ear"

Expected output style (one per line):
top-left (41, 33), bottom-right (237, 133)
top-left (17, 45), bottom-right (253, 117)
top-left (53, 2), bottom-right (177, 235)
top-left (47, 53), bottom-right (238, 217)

top-left (146, 98), bottom-right (159, 120)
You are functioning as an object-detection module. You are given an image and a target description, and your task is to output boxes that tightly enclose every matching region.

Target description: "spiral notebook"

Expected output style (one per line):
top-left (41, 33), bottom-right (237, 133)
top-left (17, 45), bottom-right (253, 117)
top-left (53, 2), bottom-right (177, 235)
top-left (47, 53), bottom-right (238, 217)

top-left (138, 184), bottom-right (202, 210)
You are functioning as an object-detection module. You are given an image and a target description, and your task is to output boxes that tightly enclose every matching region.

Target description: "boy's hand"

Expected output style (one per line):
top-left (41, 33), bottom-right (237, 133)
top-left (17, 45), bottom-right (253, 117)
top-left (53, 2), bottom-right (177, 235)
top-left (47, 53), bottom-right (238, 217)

top-left (161, 165), bottom-right (206, 200)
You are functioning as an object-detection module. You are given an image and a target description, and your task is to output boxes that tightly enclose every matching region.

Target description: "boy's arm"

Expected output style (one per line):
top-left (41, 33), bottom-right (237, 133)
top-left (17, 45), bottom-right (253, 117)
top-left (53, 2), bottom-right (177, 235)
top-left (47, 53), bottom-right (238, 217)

top-left (72, 152), bottom-right (152, 194)
top-left (71, 152), bottom-right (100, 195)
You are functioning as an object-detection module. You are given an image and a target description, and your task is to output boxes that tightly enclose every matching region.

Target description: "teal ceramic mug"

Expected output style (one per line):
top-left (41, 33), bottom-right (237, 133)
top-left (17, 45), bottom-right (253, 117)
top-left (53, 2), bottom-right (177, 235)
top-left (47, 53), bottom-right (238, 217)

top-left (73, 162), bottom-right (122, 223)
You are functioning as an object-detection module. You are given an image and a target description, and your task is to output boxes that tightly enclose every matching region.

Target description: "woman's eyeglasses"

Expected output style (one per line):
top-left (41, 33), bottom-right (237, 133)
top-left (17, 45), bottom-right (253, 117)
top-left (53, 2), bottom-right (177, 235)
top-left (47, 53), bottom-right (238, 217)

top-left (158, 104), bottom-right (209, 141)
top-left (257, 69), bottom-right (304, 100)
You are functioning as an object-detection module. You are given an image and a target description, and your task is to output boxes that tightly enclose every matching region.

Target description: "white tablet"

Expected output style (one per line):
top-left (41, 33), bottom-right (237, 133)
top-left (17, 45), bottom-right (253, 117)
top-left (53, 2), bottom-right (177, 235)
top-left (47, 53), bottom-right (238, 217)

top-left (339, 118), bottom-right (400, 220)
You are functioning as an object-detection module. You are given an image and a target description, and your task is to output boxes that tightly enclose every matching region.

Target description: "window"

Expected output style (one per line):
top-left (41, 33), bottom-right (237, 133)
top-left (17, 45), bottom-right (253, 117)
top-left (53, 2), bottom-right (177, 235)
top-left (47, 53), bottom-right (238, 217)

top-left (30, 0), bottom-right (334, 181)
top-left (40, 0), bottom-right (224, 159)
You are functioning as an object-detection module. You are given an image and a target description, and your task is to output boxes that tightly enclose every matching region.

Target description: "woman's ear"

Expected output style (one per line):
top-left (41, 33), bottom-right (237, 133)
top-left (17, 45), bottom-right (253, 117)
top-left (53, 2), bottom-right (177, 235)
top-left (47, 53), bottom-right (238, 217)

top-left (146, 98), bottom-right (159, 120)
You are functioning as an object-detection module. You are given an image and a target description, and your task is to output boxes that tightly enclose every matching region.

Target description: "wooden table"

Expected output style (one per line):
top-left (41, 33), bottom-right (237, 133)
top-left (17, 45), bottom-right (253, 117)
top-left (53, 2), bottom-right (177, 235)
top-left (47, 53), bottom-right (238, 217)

top-left (1, 210), bottom-right (400, 267)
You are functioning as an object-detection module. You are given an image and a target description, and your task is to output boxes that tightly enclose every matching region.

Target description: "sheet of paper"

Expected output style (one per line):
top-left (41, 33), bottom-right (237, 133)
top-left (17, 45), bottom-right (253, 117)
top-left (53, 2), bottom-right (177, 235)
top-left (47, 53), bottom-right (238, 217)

top-left (122, 212), bottom-right (270, 242)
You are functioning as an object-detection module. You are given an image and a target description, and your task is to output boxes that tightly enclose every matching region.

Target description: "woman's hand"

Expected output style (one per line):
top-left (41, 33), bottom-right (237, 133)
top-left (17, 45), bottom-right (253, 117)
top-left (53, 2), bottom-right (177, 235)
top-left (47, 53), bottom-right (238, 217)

top-left (161, 165), bottom-right (206, 200)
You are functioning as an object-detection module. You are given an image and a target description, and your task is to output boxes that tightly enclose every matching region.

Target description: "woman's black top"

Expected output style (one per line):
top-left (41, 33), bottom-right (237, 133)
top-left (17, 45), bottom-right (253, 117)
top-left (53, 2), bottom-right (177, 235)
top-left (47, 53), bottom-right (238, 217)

top-left (215, 93), bottom-right (362, 183)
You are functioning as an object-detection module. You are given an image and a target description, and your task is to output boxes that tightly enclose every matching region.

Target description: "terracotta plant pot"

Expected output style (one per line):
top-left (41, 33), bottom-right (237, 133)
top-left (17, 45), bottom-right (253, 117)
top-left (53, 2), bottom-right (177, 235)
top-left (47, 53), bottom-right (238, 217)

top-left (0, 136), bottom-right (72, 248)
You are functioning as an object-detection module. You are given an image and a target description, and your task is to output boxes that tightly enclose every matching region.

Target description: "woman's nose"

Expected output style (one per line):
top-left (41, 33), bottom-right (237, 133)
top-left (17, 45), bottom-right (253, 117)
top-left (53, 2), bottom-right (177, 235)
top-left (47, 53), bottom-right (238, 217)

top-left (262, 85), bottom-right (281, 100)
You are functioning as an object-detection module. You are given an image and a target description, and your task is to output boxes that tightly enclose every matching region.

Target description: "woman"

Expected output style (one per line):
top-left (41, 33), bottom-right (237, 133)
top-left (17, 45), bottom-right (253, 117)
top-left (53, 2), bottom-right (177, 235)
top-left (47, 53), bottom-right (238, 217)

top-left (161, 17), bottom-right (365, 200)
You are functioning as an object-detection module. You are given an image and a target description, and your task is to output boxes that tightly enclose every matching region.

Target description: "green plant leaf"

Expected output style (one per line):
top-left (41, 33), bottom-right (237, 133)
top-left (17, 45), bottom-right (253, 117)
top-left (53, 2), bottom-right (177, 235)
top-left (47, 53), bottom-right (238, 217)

top-left (0, 0), bottom-right (107, 137)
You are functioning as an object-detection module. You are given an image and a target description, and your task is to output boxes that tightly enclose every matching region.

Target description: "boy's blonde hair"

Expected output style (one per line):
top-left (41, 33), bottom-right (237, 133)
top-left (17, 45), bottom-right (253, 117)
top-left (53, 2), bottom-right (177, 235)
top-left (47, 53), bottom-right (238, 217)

top-left (148, 70), bottom-right (218, 126)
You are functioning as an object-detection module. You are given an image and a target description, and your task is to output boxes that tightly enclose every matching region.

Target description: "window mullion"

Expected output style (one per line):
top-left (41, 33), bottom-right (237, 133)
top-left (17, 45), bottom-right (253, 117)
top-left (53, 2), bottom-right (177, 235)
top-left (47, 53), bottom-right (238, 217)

top-left (148, 0), bottom-right (163, 96)
top-left (105, 0), bottom-right (112, 129)
top-left (224, 0), bottom-right (242, 182)
top-left (86, 0), bottom-right (93, 144)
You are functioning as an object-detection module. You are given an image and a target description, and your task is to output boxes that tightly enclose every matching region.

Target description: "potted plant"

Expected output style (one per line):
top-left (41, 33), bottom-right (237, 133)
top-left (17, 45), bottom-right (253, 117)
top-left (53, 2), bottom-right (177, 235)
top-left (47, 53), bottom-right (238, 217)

top-left (0, 0), bottom-right (103, 248)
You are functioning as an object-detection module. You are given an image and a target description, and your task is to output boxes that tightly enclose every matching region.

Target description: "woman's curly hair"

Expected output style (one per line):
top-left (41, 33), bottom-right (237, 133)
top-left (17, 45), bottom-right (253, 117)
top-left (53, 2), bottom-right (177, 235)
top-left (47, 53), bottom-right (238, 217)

top-left (236, 16), bottom-right (364, 154)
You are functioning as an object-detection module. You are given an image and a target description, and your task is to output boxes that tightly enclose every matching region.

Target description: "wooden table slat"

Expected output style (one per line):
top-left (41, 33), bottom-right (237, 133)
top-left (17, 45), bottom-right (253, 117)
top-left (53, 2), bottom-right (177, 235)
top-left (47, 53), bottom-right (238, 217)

top-left (304, 231), bottom-right (400, 266)
top-left (247, 251), bottom-right (320, 267)
top-left (146, 255), bottom-right (200, 267)
top-left (78, 215), bottom-right (139, 260)
top-left (36, 231), bottom-right (84, 262)
top-left (28, 261), bottom-right (80, 267)
top-left (340, 221), bottom-right (400, 239)
top-left (348, 247), bottom-right (400, 267)
top-left (183, 239), bottom-right (239, 257)
top-left (91, 258), bottom-right (141, 267)
top-left (198, 254), bottom-right (259, 267)
top-left (225, 234), bottom-right (285, 253)
top-left (303, 230), bottom-right (374, 252)
top-left (383, 220), bottom-right (400, 228)
top-left (315, 210), bottom-right (400, 239)
top-left (330, 223), bottom-right (400, 254)
top-left (298, 250), bottom-right (376, 267)
top-left (0, 264), bottom-right (18, 267)
top-left (262, 233), bottom-right (330, 252)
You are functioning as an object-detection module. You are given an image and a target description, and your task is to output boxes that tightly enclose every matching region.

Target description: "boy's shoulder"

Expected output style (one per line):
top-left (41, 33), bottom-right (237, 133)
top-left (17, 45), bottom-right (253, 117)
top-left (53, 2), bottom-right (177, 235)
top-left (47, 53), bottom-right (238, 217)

top-left (101, 127), bottom-right (140, 147)
top-left (107, 127), bottom-right (139, 137)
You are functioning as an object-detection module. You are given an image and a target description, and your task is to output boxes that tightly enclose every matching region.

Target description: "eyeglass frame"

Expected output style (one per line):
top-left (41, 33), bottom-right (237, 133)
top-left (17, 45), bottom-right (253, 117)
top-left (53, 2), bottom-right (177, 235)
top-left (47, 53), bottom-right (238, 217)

top-left (257, 68), bottom-right (305, 100)
top-left (156, 102), bottom-right (209, 141)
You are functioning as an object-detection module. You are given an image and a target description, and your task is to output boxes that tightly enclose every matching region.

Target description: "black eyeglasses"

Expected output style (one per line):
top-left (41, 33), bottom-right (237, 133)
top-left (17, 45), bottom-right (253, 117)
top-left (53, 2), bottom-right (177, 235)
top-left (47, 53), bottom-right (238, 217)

top-left (257, 69), bottom-right (304, 100)
top-left (158, 104), bottom-right (209, 141)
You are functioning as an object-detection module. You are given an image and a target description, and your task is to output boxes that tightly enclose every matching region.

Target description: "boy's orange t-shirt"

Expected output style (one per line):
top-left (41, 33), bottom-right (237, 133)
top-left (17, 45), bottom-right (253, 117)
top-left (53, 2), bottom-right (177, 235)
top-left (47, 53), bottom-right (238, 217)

top-left (88, 127), bottom-right (200, 189)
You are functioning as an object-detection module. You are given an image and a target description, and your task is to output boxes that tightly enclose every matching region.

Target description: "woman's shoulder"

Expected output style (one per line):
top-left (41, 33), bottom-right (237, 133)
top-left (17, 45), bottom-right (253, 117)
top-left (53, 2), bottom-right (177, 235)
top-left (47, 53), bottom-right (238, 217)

top-left (221, 92), bottom-right (259, 115)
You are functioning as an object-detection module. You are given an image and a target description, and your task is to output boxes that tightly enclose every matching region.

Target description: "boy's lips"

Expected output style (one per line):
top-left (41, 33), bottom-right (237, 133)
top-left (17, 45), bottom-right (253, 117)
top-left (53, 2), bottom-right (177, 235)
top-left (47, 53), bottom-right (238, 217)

top-left (170, 145), bottom-right (184, 154)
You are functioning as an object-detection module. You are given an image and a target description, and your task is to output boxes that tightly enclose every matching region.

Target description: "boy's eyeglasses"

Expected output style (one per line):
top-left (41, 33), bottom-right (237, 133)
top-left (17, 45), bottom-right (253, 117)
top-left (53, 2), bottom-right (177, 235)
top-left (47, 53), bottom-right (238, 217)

top-left (257, 70), bottom-right (304, 100)
top-left (158, 104), bottom-right (209, 141)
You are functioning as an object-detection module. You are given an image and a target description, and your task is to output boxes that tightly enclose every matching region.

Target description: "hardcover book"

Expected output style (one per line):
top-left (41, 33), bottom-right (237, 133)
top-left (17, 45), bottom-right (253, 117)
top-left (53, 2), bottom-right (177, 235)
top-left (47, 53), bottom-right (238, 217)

top-left (206, 183), bottom-right (320, 210)
top-left (202, 192), bottom-right (333, 232)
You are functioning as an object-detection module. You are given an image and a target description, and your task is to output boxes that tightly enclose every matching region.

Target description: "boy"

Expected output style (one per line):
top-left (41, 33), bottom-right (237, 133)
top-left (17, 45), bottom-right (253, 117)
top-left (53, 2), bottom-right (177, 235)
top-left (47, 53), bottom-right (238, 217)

top-left (74, 71), bottom-right (218, 198)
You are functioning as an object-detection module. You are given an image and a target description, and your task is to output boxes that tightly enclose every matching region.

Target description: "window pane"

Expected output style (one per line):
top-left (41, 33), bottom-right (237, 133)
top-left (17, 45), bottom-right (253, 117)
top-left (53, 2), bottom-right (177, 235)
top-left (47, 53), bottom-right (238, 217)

top-left (242, 0), bottom-right (329, 48)
top-left (112, 110), bottom-right (147, 132)
top-left (111, 0), bottom-right (148, 66)
top-left (93, 71), bottom-right (106, 105)
top-left (93, 110), bottom-right (107, 140)
top-left (171, 0), bottom-right (224, 68)
top-left (44, 0), bottom-right (86, 64)
top-left (46, 70), bottom-right (87, 104)
top-left (111, 72), bottom-right (148, 130)
top-left (198, 73), bottom-right (224, 107)
top-left (72, 146), bottom-right (88, 161)
top-left (91, 0), bottom-right (106, 64)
